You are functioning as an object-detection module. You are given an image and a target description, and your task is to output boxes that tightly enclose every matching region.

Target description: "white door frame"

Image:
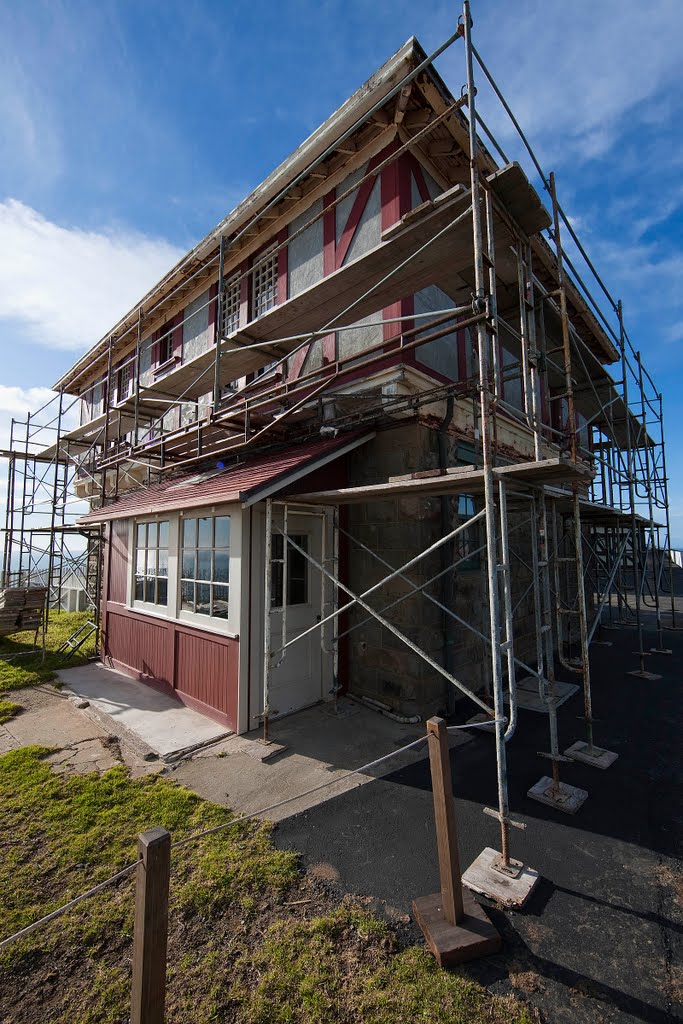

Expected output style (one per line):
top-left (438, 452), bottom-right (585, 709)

top-left (248, 499), bottom-right (335, 733)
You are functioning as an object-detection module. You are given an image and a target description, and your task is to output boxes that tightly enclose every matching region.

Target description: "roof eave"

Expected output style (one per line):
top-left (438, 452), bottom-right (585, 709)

top-left (53, 38), bottom-right (424, 394)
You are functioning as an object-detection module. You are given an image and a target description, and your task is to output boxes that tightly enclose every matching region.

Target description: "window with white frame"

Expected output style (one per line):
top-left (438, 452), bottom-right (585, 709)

top-left (251, 245), bottom-right (278, 319)
top-left (222, 272), bottom-right (241, 336)
top-left (134, 521), bottom-right (170, 605)
top-left (117, 359), bottom-right (133, 404)
top-left (180, 514), bottom-right (231, 619)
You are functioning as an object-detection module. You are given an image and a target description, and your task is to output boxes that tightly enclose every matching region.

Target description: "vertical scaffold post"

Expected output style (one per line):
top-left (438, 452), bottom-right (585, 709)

top-left (658, 394), bottom-right (677, 629)
top-left (462, 0), bottom-right (510, 866)
top-left (619, 302), bottom-right (659, 680)
top-left (134, 309), bottom-right (142, 447)
top-left (637, 355), bottom-right (667, 654)
top-left (263, 497), bottom-right (273, 742)
top-left (213, 235), bottom-right (226, 414)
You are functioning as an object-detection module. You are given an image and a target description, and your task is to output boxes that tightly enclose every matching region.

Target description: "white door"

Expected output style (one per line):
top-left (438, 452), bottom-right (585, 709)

top-left (251, 508), bottom-right (331, 722)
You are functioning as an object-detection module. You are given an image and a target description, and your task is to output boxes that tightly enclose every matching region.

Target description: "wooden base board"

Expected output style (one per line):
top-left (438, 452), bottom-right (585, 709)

top-left (412, 890), bottom-right (501, 966)
top-left (462, 847), bottom-right (539, 908)
top-left (626, 670), bottom-right (662, 681)
top-left (564, 741), bottom-right (618, 770)
top-left (527, 776), bottom-right (588, 814)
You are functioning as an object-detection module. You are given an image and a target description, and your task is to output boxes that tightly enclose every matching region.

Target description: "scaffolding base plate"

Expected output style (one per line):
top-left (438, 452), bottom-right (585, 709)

top-left (462, 847), bottom-right (539, 908)
top-left (564, 741), bottom-right (618, 770)
top-left (510, 677), bottom-right (579, 714)
top-left (626, 669), bottom-right (662, 681)
top-left (649, 647), bottom-right (672, 655)
top-left (527, 776), bottom-right (588, 814)
top-left (412, 890), bottom-right (501, 965)
top-left (591, 640), bottom-right (613, 647)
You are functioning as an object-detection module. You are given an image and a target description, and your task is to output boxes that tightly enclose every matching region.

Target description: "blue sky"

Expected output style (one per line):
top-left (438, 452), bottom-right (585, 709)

top-left (0, 0), bottom-right (682, 538)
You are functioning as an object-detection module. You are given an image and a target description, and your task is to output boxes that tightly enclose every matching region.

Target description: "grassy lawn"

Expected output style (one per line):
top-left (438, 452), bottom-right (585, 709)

top-left (0, 614), bottom-right (534, 1024)
top-left (0, 748), bottom-right (534, 1024)
top-left (0, 610), bottom-right (97, 693)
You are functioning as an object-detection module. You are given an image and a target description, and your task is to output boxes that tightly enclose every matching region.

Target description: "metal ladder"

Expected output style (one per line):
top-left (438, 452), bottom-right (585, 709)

top-left (58, 620), bottom-right (97, 659)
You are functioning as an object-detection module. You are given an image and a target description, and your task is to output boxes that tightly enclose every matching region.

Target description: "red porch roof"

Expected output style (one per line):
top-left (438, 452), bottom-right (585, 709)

top-left (79, 431), bottom-right (373, 523)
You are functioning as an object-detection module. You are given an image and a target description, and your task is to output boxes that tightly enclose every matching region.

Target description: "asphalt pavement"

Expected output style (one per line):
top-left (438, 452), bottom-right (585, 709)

top-left (274, 601), bottom-right (683, 1023)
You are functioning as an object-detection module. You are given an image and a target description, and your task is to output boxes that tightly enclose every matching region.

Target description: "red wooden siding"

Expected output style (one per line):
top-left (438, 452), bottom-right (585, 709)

top-left (102, 604), bottom-right (239, 731)
top-left (106, 607), bottom-right (170, 681)
top-left (175, 629), bottom-right (239, 719)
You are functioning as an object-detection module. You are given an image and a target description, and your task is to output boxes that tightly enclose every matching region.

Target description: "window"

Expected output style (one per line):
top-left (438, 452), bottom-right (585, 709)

top-left (117, 360), bottom-right (132, 404)
top-left (134, 521), bottom-right (169, 605)
top-left (222, 273), bottom-right (241, 336)
top-left (180, 514), bottom-right (230, 619)
top-left (252, 245), bottom-right (278, 319)
top-left (455, 495), bottom-right (480, 570)
top-left (157, 322), bottom-right (175, 365)
top-left (271, 534), bottom-right (309, 607)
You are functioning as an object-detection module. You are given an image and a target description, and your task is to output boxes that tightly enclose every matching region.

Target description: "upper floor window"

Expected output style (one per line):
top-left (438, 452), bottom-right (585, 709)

top-left (252, 245), bottom-right (278, 319)
top-left (180, 514), bottom-right (231, 620)
top-left (222, 273), bottom-right (241, 336)
top-left (134, 521), bottom-right (169, 605)
top-left (117, 359), bottom-right (133, 404)
top-left (157, 322), bottom-right (175, 365)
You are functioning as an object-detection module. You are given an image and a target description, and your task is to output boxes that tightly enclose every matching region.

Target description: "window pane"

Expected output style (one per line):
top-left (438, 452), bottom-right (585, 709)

top-left (197, 518), bottom-right (212, 547)
top-left (158, 521), bottom-right (169, 548)
top-left (157, 578), bottom-right (167, 605)
top-left (271, 563), bottom-right (283, 608)
top-left (197, 549), bottom-right (211, 581)
top-left (147, 522), bottom-right (158, 547)
top-left (136, 523), bottom-right (146, 548)
top-left (214, 515), bottom-right (230, 548)
top-left (145, 577), bottom-right (157, 604)
top-left (214, 549), bottom-right (229, 583)
top-left (136, 549), bottom-right (146, 577)
top-left (196, 584), bottom-right (211, 615)
top-left (135, 577), bottom-right (144, 601)
top-left (182, 552), bottom-right (195, 580)
top-left (183, 517), bottom-right (196, 548)
top-left (288, 540), bottom-right (308, 605)
top-left (212, 585), bottom-right (229, 619)
top-left (158, 548), bottom-right (168, 577)
top-left (181, 580), bottom-right (194, 611)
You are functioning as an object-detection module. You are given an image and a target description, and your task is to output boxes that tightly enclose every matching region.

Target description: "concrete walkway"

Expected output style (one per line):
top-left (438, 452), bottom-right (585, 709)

top-left (56, 662), bottom-right (229, 759)
top-left (172, 697), bottom-right (428, 822)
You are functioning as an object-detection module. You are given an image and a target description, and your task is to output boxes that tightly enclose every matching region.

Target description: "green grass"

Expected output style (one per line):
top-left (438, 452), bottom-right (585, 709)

top-left (0, 699), bottom-right (21, 724)
top-left (0, 610), bottom-right (97, 693)
top-left (0, 747), bottom-right (535, 1024)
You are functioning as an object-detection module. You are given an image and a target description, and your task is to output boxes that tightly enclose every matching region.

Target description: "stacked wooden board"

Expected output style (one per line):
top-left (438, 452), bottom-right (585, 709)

top-left (0, 588), bottom-right (47, 636)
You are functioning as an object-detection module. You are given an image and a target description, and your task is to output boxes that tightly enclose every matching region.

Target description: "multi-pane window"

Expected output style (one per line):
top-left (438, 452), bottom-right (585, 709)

top-left (180, 515), bottom-right (230, 619)
top-left (157, 321), bottom-right (175, 365)
top-left (222, 273), bottom-right (241, 336)
top-left (134, 521), bottom-right (169, 605)
top-left (117, 360), bottom-right (132, 403)
top-left (252, 245), bottom-right (278, 319)
top-left (271, 534), bottom-right (308, 607)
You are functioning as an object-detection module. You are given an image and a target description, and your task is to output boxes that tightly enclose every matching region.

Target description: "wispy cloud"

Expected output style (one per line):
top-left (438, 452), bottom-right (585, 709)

top-left (0, 200), bottom-right (183, 352)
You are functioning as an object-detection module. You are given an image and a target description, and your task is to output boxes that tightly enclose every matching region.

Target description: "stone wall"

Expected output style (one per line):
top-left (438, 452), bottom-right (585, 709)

top-left (343, 420), bottom-right (542, 718)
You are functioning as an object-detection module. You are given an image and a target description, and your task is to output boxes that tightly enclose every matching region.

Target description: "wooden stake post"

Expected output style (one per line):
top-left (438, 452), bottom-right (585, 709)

top-left (412, 718), bottom-right (501, 965)
top-left (131, 827), bottom-right (171, 1024)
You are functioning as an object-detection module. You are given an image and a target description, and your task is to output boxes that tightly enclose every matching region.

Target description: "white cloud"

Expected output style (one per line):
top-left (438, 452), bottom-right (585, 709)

top-left (0, 199), bottom-right (183, 351)
top-left (439, 0), bottom-right (683, 164)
